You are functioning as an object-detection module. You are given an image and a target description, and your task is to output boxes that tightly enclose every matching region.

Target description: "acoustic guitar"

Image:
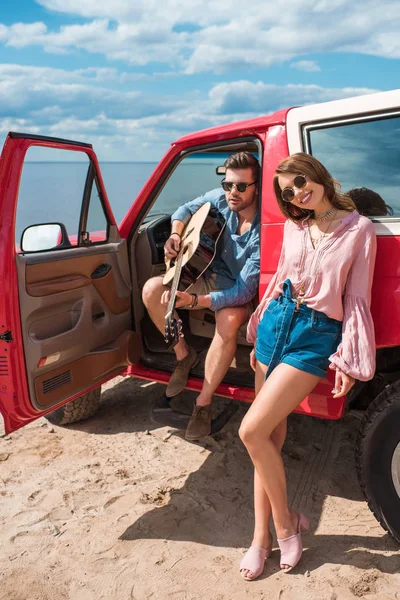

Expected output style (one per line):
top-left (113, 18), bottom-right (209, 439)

top-left (163, 201), bottom-right (225, 348)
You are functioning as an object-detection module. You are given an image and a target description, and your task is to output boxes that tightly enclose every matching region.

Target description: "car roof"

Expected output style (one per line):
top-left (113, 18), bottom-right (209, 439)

top-left (173, 107), bottom-right (291, 146)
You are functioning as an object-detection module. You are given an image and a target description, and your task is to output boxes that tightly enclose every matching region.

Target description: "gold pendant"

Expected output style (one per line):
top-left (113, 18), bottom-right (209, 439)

top-left (295, 289), bottom-right (305, 311)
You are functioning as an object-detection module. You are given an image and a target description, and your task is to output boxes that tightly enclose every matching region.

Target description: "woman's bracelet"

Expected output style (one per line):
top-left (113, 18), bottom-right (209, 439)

top-left (188, 293), bottom-right (198, 309)
top-left (170, 232), bottom-right (182, 239)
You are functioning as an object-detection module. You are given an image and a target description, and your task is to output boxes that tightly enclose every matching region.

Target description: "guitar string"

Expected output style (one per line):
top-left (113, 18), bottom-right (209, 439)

top-left (184, 220), bottom-right (226, 292)
top-left (165, 211), bottom-right (225, 343)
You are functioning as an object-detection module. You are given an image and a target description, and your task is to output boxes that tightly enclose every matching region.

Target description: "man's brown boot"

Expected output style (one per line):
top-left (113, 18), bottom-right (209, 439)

top-left (166, 347), bottom-right (198, 398)
top-left (185, 403), bottom-right (212, 440)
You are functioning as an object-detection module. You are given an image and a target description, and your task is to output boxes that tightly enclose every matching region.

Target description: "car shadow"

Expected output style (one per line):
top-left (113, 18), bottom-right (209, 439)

top-left (68, 376), bottom-right (170, 435)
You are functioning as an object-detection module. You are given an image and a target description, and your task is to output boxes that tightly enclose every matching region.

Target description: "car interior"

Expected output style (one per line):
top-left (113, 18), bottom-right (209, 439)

top-left (129, 139), bottom-right (261, 389)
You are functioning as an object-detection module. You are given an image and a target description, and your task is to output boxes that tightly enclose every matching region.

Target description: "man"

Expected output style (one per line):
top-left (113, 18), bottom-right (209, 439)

top-left (142, 151), bottom-right (260, 440)
top-left (347, 187), bottom-right (393, 217)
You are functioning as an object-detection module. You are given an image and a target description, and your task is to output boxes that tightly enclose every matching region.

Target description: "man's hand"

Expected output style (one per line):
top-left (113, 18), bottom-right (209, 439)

top-left (331, 369), bottom-right (355, 398)
top-left (164, 234), bottom-right (181, 260)
top-left (161, 290), bottom-right (193, 309)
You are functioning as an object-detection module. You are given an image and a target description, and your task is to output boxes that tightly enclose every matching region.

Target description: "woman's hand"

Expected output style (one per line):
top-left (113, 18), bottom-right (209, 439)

top-left (250, 348), bottom-right (257, 372)
top-left (164, 235), bottom-right (180, 260)
top-left (161, 290), bottom-right (193, 309)
top-left (332, 369), bottom-right (355, 398)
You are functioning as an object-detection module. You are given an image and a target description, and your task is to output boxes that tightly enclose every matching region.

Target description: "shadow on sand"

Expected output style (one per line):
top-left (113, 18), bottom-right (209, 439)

top-left (71, 376), bottom-right (399, 574)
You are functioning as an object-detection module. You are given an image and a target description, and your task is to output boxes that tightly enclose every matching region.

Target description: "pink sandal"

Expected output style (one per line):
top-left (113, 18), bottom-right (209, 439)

top-left (239, 545), bottom-right (272, 581)
top-left (277, 512), bottom-right (310, 573)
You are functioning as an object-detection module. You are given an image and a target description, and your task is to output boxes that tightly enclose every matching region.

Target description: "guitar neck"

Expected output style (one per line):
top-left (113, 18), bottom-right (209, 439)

top-left (165, 248), bottom-right (185, 318)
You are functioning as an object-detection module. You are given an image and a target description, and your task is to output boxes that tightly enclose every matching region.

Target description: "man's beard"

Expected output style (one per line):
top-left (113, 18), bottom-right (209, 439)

top-left (228, 197), bottom-right (245, 211)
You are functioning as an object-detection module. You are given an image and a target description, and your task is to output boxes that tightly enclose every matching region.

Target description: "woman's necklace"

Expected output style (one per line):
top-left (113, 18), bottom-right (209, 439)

top-left (296, 210), bottom-right (337, 310)
top-left (313, 207), bottom-right (336, 222)
top-left (308, 210), bottom-right (337, 249)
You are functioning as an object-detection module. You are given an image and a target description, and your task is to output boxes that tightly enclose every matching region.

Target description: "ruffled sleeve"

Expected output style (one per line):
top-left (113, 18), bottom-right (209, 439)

top-left (329, 222), bottom-right (377, 381)
top-left (246, 223), bottom-right (287, 345)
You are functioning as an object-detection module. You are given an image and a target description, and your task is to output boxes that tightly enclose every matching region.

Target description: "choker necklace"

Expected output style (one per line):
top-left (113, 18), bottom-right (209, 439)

top-left (313, 207), bottom-right (335, 221)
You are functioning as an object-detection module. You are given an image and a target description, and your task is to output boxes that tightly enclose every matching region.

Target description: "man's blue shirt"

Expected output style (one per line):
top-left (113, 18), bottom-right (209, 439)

top-left (171, 188), bottom-right (260, 312)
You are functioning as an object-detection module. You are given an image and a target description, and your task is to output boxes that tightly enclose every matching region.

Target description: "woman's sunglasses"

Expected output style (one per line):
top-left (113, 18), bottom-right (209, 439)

top-left (281, 174), bottom-right (307, 202)
top-left (221, 180), bottom-right (257, 193)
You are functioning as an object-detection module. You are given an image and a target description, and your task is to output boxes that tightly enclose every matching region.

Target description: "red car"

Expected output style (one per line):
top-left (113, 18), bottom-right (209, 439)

top-left (1, 89), bottom-right (399, 542)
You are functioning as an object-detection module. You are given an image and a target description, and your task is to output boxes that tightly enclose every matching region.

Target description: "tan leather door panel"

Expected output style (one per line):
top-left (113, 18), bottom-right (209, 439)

top-left (27, 274), bottom-right (91, 296)
top-left (25, 252), bottom-right (130, 314)
top-left (34, 330), bottom-right (139, 407)
top-left (91, 270), bottom-right (130, 314)
top-left (16, 239), bottom-right (134, 410)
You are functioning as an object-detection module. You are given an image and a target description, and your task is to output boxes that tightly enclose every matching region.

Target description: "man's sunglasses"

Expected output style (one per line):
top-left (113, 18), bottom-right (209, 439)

top-left (221, 180), bottom-right (258, 193)
top-left (281, 174), bottom-right (307, 202)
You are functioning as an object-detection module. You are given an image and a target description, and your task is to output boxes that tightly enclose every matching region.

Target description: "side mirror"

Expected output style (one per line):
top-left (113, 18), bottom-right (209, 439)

top-left (20, 222), bottom-right (71, 253)
top-left (216, 166), bottom-right (226, 176)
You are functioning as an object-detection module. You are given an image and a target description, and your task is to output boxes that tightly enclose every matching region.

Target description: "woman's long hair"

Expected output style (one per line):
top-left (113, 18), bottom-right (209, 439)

top-left (273, 153), bottom-right (356, 222)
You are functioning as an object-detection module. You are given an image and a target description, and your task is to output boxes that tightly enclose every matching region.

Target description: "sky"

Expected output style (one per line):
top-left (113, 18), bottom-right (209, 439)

top-left (0, 0), bottom-right (399, 161)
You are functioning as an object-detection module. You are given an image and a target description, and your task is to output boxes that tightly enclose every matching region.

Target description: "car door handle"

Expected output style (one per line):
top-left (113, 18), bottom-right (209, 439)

top-left (91, 263), bottom-right (112, 279)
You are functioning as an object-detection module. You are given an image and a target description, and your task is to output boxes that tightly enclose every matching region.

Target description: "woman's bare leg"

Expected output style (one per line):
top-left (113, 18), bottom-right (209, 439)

top-left (239, 362), bottom-right (321, 570)
top-left (252, 420), bottom-right (287, 544)
top-left (240, 361), bottom-right (287, 578)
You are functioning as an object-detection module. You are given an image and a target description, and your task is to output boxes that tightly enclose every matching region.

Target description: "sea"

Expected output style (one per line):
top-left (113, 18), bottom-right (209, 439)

top-left (16, 159), bottom-right (225, 243)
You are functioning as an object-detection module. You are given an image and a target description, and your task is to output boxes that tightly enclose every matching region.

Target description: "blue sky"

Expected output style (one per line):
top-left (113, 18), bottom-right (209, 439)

top-left (0, 0), bottom-right (399, 160)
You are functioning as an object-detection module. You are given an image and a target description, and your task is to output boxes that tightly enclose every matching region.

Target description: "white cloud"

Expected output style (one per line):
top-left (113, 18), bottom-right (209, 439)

top-left (0, 63), bottom-right (381, 160)
top-left (3, 21), bottom-right (47, 48)
top-left (208, 81), bottom-right (379, 114)
top-left (36, 0), bottom-right (255, 27)
top-left (290, 60), bottom-right (321, 72)
top-left (0, 1), bottom-right (398, 71)
top-left (1, 18), bottom-right (188, 65)
top-left (0, 64), bottom-right (185, 121)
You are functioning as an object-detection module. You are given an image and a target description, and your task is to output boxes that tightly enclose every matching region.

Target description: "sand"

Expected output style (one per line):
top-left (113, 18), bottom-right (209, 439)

top-left (1, 375), bottom-right (399, 600)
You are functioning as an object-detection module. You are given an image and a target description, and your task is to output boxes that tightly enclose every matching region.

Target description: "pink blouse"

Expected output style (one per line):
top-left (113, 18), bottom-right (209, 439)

top-left (247, 211), bottom-right (377, 381)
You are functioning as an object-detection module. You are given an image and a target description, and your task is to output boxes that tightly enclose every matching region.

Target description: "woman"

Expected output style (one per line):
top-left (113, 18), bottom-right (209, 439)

top-left (239, 153), bottom-right (376, 579)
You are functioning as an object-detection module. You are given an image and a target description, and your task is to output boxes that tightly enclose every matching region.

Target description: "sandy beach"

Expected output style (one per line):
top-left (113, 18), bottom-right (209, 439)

top-left (1, 375), bottom-right (399, 600)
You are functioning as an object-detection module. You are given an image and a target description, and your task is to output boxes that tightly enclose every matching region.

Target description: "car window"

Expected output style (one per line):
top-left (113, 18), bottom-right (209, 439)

top-left (100, 162), bottom-right (156, 224)
top-left (307, 115), bottom-right (400, 218)
top-left (148, 152), bottom-right (249, 219)
top-left (16, 146), bottom-right (109, 251)
top-left (86, 176), bottom-right (108, 243)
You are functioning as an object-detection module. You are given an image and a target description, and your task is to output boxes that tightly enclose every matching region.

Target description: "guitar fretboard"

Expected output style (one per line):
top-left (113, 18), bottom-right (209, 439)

top-left (165, 247), bottom-right (185, 320)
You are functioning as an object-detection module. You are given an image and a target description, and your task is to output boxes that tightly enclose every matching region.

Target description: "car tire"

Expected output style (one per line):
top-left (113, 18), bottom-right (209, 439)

top-left (45, 387), bottom-right (101, 426)
top-left (356, 380), bottom-right (400, 544)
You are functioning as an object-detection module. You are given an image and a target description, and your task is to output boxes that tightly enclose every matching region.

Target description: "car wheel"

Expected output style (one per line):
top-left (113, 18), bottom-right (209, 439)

top-left (45, 387), bottom-right (101, 426)
top-left (356, 380), bottom-right (400, 544)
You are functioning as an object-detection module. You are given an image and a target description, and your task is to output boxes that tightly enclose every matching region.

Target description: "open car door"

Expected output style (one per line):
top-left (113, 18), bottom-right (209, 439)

top-left (0, 133), bottom-right (140, 434)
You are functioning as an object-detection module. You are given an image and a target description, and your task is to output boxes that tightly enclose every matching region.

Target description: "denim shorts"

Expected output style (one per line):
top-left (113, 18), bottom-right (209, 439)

top-left (255, 279), bottom-right (342, 379)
